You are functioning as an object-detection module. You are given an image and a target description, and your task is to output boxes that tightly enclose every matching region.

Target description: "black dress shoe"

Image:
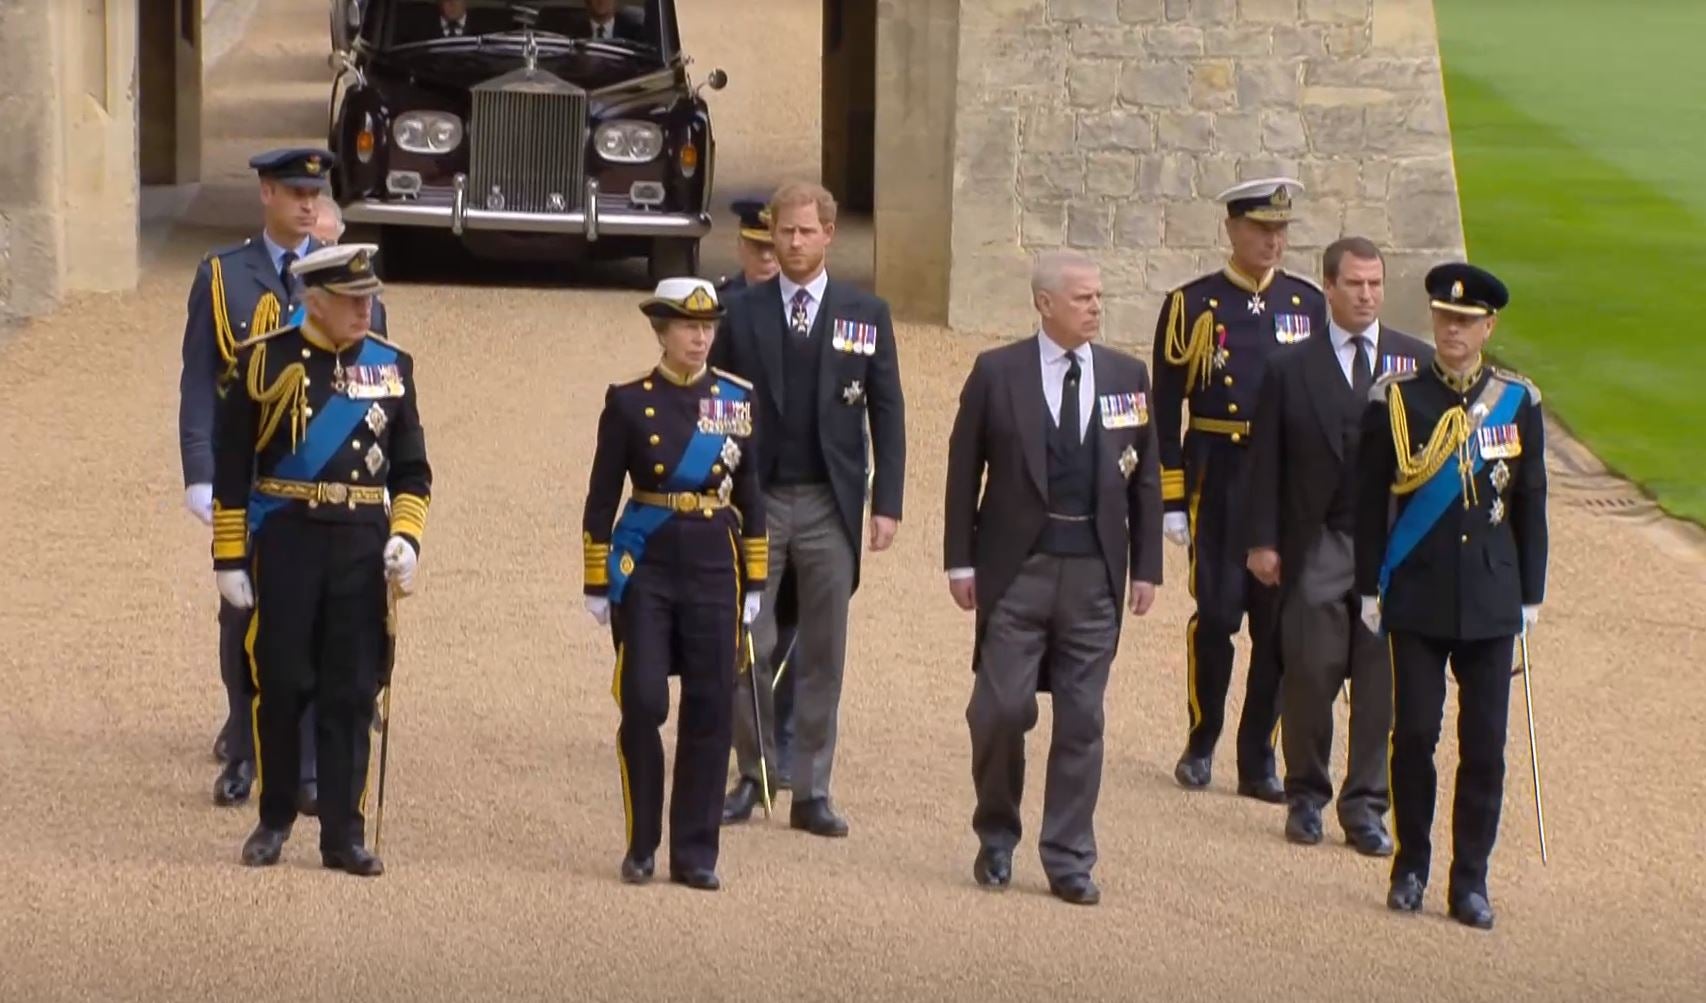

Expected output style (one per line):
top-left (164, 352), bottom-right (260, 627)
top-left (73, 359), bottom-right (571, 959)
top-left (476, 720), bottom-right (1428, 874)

top-left (296, 782), bottom-right (319, 817)
top-left (789, 797), bottom-right (850, 837)
top-left (1285, 803), bottom-right (1324, 845)
top-left (620, 854), bottom-right (655, 885)
top-left (669, 867), bottom-right (721, 891)
top-left (213, 759), bottom-right (254, 806)
top-left (721, 778), bottom-right (771, 824)
top-left (321, 845), bottom-right (385, 877)
top-left (973, 847), bottom-right (1012, 889)
top-left (1387, 873), bottom-right (1425, 913)
top-left (1448, 892), bottom-right (1496, 930)
top-left (1048, 873), bottom-right (1101, 906)
top-left (240, 825), bottom-right (289, 867)
top-left (1174, 753), bottom-right (1212, 789)
top-left (1237, 776), bottom-right (1285, 804)
top-left (1344, 823), bottom-right (1395, 857)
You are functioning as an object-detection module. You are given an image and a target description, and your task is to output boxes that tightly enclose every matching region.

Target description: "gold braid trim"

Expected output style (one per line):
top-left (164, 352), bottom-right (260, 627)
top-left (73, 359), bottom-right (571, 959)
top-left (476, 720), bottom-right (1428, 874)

top-left (246, 342), bottom-right (308, 454)
top-left (1161, 290), bottom-right (1217, 391)
top-left (1387, 384), bottom-right (1478, 508)
top-left (209, 257), bottom-right (243, 379)
top-left (250, 292), bottom-right (282, 339)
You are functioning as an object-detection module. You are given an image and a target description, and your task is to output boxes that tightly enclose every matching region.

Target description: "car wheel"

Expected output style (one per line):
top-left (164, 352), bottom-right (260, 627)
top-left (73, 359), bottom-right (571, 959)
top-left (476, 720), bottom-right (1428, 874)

top-left (647, 238), bottom-right (700, 284)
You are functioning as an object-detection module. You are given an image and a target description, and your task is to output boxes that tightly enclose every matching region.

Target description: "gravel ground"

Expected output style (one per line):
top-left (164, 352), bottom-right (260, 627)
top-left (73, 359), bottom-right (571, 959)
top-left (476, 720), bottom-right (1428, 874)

top-left (0, 1), bottom-right (1701, 1000)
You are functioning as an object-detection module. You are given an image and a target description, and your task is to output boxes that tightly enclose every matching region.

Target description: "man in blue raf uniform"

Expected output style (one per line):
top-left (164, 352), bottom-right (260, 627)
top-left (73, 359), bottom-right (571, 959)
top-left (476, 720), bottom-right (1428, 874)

top-left (1357, 263), bottom-right (1546, 931)
top-left (178, 147), bottom-right (336, 810)
top-left (1151, 178), bottom-right (1326, 802)
top-left (213, 243), bottom-right (432, 877)
top-left (581, 278), bottom-right (768, 891)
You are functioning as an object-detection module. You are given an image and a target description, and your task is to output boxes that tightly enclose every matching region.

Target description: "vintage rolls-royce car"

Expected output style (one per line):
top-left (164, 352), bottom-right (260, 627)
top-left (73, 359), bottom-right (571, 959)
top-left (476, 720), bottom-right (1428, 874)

top-left (327, 0), bottom-right (726, 280)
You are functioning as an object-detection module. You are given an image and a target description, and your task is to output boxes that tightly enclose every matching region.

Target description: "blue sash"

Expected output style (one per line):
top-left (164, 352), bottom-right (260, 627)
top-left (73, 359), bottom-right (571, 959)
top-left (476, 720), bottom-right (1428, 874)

top-left (284, 303), bottom-right (306, 328)
top-left (1378, 379), bottom-right (1525, 598)
top-left (606, 377), bottom-right (746, 604)
top-left (247, 336), bottom-right (399, 534)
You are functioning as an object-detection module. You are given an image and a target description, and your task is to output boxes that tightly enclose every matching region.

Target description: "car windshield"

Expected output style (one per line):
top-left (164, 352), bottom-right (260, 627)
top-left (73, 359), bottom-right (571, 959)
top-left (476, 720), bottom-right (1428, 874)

top-left (384, 0), bottom-right (660, 50)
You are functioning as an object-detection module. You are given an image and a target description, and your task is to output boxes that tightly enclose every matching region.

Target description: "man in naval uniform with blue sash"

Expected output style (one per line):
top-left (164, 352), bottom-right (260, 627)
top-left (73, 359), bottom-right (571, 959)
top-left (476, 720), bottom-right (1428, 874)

top-left (582, 278), bottom-right (768, 891)
top-left (1356, 262), bottom-right (1547, 931)
top-left (178, 147), bottom-right (337, 811)
top-left (212, 243), bottom-right (432, 877)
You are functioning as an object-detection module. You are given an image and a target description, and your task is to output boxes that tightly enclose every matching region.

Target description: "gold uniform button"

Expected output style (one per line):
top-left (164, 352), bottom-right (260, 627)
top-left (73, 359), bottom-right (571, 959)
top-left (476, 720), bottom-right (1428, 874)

top-left (1461, 534), bottom-right (1469, 543)
top-left (653, 463), bottom-right (665, 475)
top-left (301, 349), bottom-right (312, 360)
top-left (1292, 295), bottom-right (1302, 305)
top-left (352, 440), bottom-right (362, 450)
top-left (1228, 403), bottom-right (1240, 415)
top-left (1223, 375), bottom-right (1234, 387)
top-left (710, 385), bottom-right (721, 396)
top-left (649, 434), bottom-right (661, 446)
top-left (711, 464), bottom-right (723, 475)
top-left (351, 470), bottom-right (361, 480)
top-left (305, 407), bottom-right (314, 417)
top-left (303, 377), bottom-right (311, 387)
top-left (1209, 298), bottom-right (1219, 309)
top-left (702, 509), bottom-right (713, 519)
top-left (642, 380), bottom-right (653, 391)
top-left (645, 407), bottom-right (655, 418)
top-left (1231, 432), bottom-right (1242, 444)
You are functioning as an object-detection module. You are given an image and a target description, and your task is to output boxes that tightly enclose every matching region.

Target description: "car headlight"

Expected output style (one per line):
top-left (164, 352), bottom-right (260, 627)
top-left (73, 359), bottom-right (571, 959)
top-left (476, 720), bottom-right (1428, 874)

top-left (594, 120), bottom-right (664, 163)
top-left (392, 111), bottom-right (463, 154)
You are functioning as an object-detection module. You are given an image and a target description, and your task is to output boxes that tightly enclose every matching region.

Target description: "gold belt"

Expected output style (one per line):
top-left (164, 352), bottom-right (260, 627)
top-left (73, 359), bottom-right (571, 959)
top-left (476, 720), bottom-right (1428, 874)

top-left (631, 489), bottom-right (728, 514)
top-left (1190, 417), bottom-right (1252, 440)
top-left (256, 476), bottom-right (387, 508)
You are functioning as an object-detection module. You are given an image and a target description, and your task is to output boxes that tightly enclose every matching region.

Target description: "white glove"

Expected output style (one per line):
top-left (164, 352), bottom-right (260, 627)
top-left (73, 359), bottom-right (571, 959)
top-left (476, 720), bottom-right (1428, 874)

top-left (217, 570), bottom-right (254, 609)
top-left (585, 596), bottom-right (611, 626)
top-left (185, 483), bottom-right (214, 526)
top-left (383, 536), bottom-right (418, 594)
top-left (1521, 605), bottom-right (1540, 630)
top-left (1359, 595), bottom-right (1381, 635)
top-left (1163, 512), bottom-right (1190, 547)
top-left (742, 592), bottom-right (762, 625)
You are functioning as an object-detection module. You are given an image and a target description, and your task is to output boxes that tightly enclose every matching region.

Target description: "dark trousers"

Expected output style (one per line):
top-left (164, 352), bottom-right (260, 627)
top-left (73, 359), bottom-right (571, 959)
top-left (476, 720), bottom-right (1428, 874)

top-left (1388, 631), bottom-right (1514, 898)
top-left (1183, 443), bottom-right (1282, 779)
top-left (968, 554), bottom-right (1119, 880)
top-left (218, 599), bottom-right (317, 782)
top-left (1279, 531), bottom-right (1390, 828)
top-left (249, 519), bottom-right (384, 851)
top-left (613, 535), bottom-right (738, 873)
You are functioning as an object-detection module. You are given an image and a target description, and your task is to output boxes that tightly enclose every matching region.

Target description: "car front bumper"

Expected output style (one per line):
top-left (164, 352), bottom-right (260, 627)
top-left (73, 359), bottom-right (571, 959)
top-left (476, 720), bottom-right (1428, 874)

top-left (341, 175), bottom-right (710, 241)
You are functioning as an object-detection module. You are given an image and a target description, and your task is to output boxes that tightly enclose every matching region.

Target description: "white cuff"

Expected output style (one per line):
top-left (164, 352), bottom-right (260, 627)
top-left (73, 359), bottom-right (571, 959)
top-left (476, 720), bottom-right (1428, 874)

top-left (946, 567), bottom-right (975, 581)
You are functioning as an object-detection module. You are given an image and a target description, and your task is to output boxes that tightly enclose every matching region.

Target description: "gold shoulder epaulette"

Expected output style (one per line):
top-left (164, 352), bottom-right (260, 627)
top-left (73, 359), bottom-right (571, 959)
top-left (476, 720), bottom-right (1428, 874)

top-left (1279, 268), bottom-right (1324, 294)
top-left (1492, 367), bottom-right (1541, 404)
top-left (1369, 368), bottom-right (1419, 403)
top-left (711, 367), bottom-right (753, 390)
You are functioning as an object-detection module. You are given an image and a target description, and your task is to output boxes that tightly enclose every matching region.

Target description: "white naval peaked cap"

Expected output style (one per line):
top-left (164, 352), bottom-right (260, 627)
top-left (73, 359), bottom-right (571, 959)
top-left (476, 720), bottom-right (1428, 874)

top-left (291, 242), bottom-right (384, 295)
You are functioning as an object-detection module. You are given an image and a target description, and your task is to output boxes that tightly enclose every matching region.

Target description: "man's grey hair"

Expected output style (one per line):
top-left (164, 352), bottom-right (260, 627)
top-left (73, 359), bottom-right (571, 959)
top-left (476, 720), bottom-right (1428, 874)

top-left (314, 193), bottom-right (346, 241)
top-left (1031, 249), bottom-right (1099, 295)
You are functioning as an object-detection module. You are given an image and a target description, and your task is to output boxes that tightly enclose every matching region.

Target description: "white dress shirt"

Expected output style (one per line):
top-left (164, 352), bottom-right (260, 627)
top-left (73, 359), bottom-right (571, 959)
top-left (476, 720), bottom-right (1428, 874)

top-left (1328, 317), bottom-right (1378, 387)
top-left (440, 16), bottom-right (466, 36)
top-left (261, 231), bottom-right (312, 282)
top-left (946, 331), bottom-right (1095, 582)
top-left (778, 268), bottom-right (829, 334)
top-left (589, 17), bottom-right (615, 38)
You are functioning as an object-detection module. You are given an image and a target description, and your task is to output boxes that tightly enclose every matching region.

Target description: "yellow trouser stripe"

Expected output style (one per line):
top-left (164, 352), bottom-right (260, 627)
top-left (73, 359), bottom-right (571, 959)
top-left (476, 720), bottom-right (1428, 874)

top-left (1386, 631), bottom-right (1400, 860)
top-left (612, 643), bottom-right (633, 847)
top-left (244, 555), bottom-right (263, 798)
top-left (1186, 466), bottom-right (1204, 599)
top-left (1186, 616), bottom-right (1202, 730)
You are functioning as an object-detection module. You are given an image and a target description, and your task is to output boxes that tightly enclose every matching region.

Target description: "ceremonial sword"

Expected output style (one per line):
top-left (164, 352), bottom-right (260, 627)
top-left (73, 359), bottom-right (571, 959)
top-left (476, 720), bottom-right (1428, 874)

top-left (1518, 626), bottom-right (1549, 864)
top-left (743, 630), bottom-right (773, 818)
top-left (373, 582), bottom-right (399, 854)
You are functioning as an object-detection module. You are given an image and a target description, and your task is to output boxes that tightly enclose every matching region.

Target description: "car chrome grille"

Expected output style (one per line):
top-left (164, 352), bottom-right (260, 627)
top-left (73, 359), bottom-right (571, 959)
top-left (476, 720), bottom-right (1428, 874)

top-left (468, 72), bottom-right (587, 213)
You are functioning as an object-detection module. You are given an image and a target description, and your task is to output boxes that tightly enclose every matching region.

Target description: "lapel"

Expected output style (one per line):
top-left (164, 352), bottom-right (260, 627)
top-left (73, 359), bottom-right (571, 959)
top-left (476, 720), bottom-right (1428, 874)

top-left (813, 277), bottom-right (840, 416)
top-left (248, 234), bottom-right (289, 305)
top-left (1304, 325), bottom-right (1354, 459)
top-left (1008, 337), bottom-right (1049, 500)
top-left (752, 276), bottom-right (788, 412)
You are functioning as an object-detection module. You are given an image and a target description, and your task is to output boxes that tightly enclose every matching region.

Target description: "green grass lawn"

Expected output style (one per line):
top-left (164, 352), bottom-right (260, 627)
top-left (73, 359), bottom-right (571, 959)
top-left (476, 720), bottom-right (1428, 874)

top-left (1436, 0), bottom-right (1706, 524)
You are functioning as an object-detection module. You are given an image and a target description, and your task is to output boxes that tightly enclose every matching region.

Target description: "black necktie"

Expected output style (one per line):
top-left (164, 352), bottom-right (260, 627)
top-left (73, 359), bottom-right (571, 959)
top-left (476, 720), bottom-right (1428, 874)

top-left (278, 250), bottom-right (297, 299)
top-left (1058, 352), bottom-right (1082, 445)
top-left (1350, 335), bottom-right (1372, 397)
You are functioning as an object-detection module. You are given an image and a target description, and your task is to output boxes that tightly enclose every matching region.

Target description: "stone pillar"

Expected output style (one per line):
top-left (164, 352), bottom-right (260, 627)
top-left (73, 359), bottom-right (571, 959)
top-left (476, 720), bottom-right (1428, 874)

top-left (823, 0), bottom-right (876, 212)
top-left (872, 0), bottom-right (959, 324)
top-left (140, 0), bottom-right (204, 186)
top-left (944, 0), bottom-right (1465, 342)
top-left (0, 0), bottom-right (65, 322)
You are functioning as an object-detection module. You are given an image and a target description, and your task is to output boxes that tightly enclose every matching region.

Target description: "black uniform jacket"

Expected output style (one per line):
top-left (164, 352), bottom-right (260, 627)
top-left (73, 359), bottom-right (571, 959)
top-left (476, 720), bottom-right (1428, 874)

top-left (211, 323), bottom-right (432, 570)
top-left (1355, 360), bottom-right (1547, 641)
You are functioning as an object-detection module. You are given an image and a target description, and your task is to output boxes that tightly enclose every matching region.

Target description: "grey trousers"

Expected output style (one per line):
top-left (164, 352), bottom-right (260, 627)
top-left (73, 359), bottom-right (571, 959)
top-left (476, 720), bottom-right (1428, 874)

top-left (967, 553), bottom-right (1119, 880)
top-left (732, 484), bottom-right (855, 801)
top-left (1279, 530), bottom-right (1391, 829)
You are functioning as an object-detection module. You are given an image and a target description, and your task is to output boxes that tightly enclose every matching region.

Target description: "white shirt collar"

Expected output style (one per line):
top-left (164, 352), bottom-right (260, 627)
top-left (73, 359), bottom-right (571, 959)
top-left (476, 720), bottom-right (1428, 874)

top-left (1037, 329), bottom-right (1090, 364)
top-left (779, 268), bottom-right (828, 304)
top-left (261, 231), bottom-right (312, 274)
top-left (1328, 316), bottom-right (1379, 351)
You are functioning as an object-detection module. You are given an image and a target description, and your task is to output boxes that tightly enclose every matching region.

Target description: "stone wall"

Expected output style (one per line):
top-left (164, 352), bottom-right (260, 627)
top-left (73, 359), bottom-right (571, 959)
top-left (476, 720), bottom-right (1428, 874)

top-left (943, 0), bottom-right (1464, 343)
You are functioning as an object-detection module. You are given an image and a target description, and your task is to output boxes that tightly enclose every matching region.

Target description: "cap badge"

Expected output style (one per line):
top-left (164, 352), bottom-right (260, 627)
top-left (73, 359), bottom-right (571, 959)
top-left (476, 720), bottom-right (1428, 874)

top-left (1270, 187), bottom-right (1290, 207)
top-left (683, 287), bottom-right (716, 312)
top-left (1451, 279), bottom-right (1464, 299)
top-left (306, 156), bottom-right (322, 175)
top-left (350, 252), bottom-right (370, 274)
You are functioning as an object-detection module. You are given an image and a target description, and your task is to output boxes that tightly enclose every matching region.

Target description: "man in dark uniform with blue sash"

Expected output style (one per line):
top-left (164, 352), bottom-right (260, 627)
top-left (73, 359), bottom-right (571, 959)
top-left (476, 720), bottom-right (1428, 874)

top-left (178, 147), bottom-right (336, 810)
top-left (582, 278), bottom-right (768, 890)
top-left (1150, 178), bottom-right (1326, 802)
top-left (1356, 262), bottom-right (1547, 931)
top-left (213, 243), bottom-right (432, 877)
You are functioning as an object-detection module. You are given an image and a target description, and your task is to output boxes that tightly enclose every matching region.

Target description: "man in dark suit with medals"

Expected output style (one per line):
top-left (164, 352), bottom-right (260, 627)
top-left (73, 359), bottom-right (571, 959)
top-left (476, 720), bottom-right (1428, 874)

top-left (944, 250), bottom-right (1163, 906)
top-left (710, 181), bottom-right (907, 836)
top-left (1151, 178), bottom-right (1326, 802)
top-left (1357, 263), bottom-right (1547, 930)
top-left (213, 243), bottom-right (431, 877)
top-left (581, 278), bottom-right (767, 890)
top-left (178, 147), bottom-right (334, 811)
top-left (1244, 237), bottom-right (1431, 855)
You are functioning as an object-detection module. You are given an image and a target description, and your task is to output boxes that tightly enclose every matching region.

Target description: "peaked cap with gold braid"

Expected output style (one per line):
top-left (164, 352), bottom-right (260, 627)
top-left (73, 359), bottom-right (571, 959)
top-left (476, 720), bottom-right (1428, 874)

top-left (639, 277), bottom-right (725, 320)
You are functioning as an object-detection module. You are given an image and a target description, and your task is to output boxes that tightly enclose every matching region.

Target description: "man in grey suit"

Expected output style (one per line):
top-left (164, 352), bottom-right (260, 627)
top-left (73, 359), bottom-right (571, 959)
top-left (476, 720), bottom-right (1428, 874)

top-left (1242, 237), bottom-right (1432, 854)
top-left (943, 250), bottom-right (1164, 906)
top-left (710, 181), bottom-right (907, 836)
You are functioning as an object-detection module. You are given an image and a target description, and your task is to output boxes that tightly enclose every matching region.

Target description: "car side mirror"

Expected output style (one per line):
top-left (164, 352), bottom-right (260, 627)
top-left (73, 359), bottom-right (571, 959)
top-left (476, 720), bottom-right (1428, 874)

top-left (694, 69), bottom-right (728, 99)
